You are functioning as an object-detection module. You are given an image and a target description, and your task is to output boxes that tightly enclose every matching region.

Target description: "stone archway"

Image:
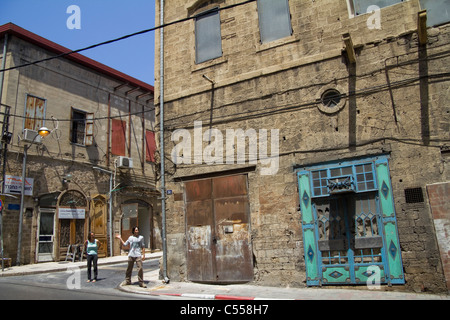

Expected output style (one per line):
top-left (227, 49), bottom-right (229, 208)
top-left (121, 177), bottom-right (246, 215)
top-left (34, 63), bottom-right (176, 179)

top-left (121, 200), bottom-right (157, 251)
top-left (57, 190), bottom-right (88, 260)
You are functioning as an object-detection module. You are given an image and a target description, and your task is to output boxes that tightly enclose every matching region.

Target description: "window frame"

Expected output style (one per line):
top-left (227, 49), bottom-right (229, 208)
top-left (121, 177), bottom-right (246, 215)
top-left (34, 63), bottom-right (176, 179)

top-left (24, 94), bottom-right (46, 132)
top-left (307, 159), bottom-right (379, 198)
top-left (419, 0), bottom-right (450, 27)
top-left (348, 0), bottom-right (405, 17)
top-left (195, 8), bottom-right (223, 64)
top-left (69, 107), bottom-right (94, 146)
top-left (257, 0), bottom-right (293, 44)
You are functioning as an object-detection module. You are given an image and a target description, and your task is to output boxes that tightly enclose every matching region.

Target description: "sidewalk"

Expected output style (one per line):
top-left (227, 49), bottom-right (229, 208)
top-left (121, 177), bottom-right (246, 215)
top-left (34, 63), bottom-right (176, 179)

top-left (0, 252), bottom-right (147, 277)
top-left (1, 252), bottom-right (448, 300)
top-left (118, 258), bottom-right (449, 300)
top-left (119, 272), bottom-right (450, 300)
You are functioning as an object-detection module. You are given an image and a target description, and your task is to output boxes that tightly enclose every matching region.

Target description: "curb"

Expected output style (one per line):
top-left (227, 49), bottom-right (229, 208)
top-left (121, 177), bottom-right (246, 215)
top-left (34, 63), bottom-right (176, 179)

top-left (118, 285), bottom-right (295, 300)
top-left (153, 293), bottom-right (293, 300)
top-left (156, 293), bottom-right (255, 300)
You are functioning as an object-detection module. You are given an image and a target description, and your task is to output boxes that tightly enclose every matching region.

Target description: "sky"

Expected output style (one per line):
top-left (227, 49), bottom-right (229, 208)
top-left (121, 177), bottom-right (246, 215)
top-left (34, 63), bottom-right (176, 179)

top-left (0, 0), bottom-right (156, 85)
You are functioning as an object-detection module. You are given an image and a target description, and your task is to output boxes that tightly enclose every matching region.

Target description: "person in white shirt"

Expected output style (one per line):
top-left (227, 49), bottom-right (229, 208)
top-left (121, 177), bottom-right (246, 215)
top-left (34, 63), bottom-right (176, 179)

top-left (116, 226), bottom-right (146, 288)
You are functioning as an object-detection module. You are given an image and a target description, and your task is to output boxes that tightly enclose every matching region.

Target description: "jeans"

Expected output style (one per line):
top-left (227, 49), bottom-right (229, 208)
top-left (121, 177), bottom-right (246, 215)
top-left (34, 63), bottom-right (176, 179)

top-left (87, 254), bottom-right (98, 281)
top-left (125, 256), bottom-right (144, 285)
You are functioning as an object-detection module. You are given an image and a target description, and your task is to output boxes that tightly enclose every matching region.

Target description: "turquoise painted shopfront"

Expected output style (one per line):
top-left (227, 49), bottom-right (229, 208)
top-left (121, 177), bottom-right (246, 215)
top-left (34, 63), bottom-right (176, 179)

top-left (296, 155), bottom-right (404, 286)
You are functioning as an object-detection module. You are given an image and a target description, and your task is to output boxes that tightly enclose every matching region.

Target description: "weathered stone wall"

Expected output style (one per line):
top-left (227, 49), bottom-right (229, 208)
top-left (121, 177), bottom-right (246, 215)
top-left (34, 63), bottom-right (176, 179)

top-left (155, 0), bottom-right (449, 293)
top-left (0, 32), bottom-right (157, 265)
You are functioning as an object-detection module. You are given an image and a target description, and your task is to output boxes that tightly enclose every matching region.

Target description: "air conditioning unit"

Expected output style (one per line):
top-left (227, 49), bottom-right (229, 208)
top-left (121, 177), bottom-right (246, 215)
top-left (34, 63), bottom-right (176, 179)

top-left (22, 129), bottom-right (42, 144)
top-left (118, 156), bottom-right (133, 169)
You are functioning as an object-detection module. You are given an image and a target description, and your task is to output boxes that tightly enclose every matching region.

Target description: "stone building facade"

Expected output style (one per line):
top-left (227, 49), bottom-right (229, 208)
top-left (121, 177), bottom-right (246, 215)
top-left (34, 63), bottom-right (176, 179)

top-left (154, 0), bottom-right (449, 293)
top-left (0, 23), bottom-right (160, 265)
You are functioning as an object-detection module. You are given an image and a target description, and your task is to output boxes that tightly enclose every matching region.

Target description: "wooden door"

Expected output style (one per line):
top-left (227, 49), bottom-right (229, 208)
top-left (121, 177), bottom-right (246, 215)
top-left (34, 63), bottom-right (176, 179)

top-left (91, 195), bottom-right (108, 257)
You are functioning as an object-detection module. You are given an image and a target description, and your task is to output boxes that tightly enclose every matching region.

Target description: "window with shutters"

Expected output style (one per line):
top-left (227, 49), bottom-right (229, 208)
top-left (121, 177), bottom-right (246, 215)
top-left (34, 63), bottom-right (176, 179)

top-left (24, 94), bottom-right (46, 131)
top-left (70, 108), bottom-right (94, 146)
top-left (111, 118), bottom-right (126, 156)
top-left (145, 130), bottom-right (156, 163)
top-left (257, 0), bottom-right (292, 44)
top-left (195, 8), bottom-right (222, 64)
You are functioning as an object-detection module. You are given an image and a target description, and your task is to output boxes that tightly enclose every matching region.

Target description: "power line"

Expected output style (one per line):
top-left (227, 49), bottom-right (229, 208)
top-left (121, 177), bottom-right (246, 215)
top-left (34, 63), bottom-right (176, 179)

top-left (163, 71), bottom-right (450, 131)
top-left (0, 102), bottom-right (155, 122)
top-left (0, 0), bottom-right (257, 73)
top-left (1, 0), bottom-right (449, 134)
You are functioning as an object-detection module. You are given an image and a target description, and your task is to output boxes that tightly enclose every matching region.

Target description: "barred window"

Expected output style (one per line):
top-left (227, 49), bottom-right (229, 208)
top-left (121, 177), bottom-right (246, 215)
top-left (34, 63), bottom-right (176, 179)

top-left (404, 187), bottom-right (424, 204)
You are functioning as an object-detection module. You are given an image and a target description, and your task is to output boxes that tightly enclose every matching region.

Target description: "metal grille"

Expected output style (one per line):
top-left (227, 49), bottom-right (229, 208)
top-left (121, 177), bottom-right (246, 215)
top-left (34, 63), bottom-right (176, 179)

top-left (404, 187), bottom-right (424, 203)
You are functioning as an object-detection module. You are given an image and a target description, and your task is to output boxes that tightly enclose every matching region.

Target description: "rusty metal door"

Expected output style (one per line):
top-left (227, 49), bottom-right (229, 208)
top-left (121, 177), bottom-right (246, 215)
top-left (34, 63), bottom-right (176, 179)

top-left (185, 175), bottom-right (253, 283)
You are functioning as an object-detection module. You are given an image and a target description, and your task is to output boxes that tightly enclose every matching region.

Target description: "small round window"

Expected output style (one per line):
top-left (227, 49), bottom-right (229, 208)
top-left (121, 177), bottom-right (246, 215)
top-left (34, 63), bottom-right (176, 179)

top-left (321, 89), bottom-right (341, 108)
top-left (317, 87), bottom-right (346, 114)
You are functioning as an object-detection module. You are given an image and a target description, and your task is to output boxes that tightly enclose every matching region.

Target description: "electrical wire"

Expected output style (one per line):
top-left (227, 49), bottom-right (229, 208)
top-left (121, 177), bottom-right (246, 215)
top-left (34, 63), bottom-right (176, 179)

top-left (163, 71), bottom-right (450, 131)
top-left (0, 0), bottom-right (449, 141)
top-left (0, 0), bottom-right (258, 73)
top-left (1, 70), bottom-right (449, 128)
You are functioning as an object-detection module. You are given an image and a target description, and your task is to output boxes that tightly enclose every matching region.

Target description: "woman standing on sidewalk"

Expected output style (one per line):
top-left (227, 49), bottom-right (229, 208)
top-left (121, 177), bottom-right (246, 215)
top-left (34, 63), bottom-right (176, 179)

top-left (116, 227), bottom-right (146, 288)
top-left (84, 232), bottom-right (101, 283)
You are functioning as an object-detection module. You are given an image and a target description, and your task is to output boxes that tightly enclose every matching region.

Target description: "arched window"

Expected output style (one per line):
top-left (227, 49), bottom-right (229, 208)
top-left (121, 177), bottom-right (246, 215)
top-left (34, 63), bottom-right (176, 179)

top-left (59, 190), bottom-right (87, 207)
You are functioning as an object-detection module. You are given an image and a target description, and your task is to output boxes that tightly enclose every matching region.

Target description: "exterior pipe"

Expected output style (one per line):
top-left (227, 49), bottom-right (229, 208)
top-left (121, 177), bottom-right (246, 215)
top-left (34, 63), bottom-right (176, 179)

top-left (0, 34), bottom-right (7, 101)
top-left (17, 146), bottom-right (27, 265)
top-left (0, 33), bottom-right (8, 271)
top-left (17, 131), bottom-right (44, 265)
top-left (160, 0), bottom-right (169, 284)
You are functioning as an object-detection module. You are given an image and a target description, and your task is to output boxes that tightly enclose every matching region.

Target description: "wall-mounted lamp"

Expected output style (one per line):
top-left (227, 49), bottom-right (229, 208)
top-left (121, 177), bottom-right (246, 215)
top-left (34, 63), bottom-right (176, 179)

top-left (38, 127), bottom-right (51, 138)
top-left (1, 131), bottom-right (12, 143)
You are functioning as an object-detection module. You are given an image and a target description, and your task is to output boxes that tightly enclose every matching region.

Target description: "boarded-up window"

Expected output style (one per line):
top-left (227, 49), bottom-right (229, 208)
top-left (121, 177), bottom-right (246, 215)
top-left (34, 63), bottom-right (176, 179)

top-left (352, 0), bottom-right (403, 15)
top-left (195, 9), bottom-right (222, 64)
top-left (145, 130), bottom-right (156, 163)
top-left (111, 118), bottom-right (126, 156)
top-left (24, 95), bottom-right (46, 131)
top-left (257, 0), bottom-right (292, 44)
top-left (419, 0), bottom-right (450, 26)
top-left (70, 108), bottom-right (94, 146)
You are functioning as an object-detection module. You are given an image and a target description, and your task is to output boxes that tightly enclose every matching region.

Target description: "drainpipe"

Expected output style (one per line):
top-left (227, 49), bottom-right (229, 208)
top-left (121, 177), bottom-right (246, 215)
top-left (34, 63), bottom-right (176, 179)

top-left (160, 0), bottom-right (169, 284)
top-left (17, 143), bottom-right (28, 265)
top-left (0, 34), bottom-right (7, 101)
top-left (0, 34), bottom-right (8, 270)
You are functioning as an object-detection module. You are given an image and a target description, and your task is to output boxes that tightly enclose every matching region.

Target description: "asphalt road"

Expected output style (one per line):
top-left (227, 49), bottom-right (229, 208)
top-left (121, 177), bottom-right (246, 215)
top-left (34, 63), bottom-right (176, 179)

top-left (0, 259), bottom-right (165, 300)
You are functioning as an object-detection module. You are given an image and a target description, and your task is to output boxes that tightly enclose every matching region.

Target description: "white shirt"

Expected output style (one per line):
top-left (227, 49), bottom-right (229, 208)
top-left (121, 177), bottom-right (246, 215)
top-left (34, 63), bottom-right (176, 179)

top-left (124, 235), bottom-right (145, 258)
